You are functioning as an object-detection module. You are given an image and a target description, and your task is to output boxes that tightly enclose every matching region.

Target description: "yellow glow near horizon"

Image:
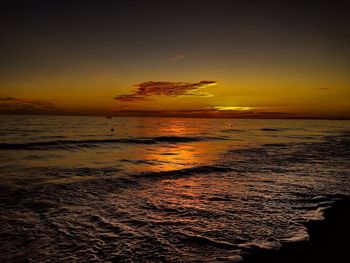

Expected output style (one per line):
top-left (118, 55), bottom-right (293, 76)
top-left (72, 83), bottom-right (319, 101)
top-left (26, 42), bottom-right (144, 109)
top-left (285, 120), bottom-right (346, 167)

top-left (1, 1), bottom-right (350, 118)
top-left (213, 106), bottom-right (253, 111)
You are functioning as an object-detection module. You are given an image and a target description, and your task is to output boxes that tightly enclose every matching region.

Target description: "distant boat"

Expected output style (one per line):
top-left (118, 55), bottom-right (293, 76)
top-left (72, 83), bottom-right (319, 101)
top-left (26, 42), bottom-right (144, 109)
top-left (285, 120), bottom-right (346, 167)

top-left (106, 116), bottom-right (112, 119)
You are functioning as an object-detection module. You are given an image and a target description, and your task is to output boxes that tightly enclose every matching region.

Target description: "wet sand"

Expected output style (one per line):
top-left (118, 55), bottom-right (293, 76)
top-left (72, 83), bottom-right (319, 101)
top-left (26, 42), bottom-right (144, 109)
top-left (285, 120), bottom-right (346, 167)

top-left (242, 196), bottom-right (350, 263)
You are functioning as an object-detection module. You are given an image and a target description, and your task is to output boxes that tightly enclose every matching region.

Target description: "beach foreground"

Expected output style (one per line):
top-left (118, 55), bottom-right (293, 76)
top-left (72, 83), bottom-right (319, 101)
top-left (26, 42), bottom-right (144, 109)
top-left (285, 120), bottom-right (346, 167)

top-left (243, 196), bottom-right (350, 263)
top-left (0, 117), bottom-right (349, 262)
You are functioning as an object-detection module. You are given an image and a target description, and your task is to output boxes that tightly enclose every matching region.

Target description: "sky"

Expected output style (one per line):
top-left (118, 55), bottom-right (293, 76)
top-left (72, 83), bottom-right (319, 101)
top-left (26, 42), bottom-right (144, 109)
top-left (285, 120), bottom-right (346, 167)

top-left (0, 0), bottom-right (350, 118)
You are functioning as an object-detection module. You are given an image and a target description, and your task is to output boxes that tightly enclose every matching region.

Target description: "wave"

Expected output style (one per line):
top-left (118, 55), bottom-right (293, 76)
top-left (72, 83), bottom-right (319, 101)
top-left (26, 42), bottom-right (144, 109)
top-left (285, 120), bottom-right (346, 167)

top-left (135, 165), bottom-right (233, 179)
top-left (260, 128), bottom-right (280, 131)
top-left (120, 159), bottom-right (156, 165)
top-left (1, 133), bottom-right (349, 262)
top-left (240, 195), bottom-right (350, 262)
top-left (180, 234), bottom-right (238, 249)
top-left (220, 129), bottom-right (244, 133)
top-left (0, 136), bottom-right (225, 150)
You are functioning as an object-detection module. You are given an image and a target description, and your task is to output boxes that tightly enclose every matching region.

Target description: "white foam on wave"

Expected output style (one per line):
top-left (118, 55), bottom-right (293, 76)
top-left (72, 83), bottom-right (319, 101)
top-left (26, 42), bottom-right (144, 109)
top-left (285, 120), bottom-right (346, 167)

top-left (239, 239), bottom-right (282, 251)
top-left (280, 228), bottom-right (310, 243)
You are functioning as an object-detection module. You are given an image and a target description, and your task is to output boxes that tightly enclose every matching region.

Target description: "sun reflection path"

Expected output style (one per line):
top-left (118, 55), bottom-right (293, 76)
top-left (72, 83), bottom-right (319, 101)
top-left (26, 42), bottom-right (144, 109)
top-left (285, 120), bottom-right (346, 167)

top-left (121, 118), bottom-right (231, 173)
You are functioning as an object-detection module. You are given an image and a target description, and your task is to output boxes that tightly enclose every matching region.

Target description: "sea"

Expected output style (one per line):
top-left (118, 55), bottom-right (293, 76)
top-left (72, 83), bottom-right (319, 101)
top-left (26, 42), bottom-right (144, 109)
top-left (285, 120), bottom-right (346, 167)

top-left (0, 115), bottom-right (349, 262)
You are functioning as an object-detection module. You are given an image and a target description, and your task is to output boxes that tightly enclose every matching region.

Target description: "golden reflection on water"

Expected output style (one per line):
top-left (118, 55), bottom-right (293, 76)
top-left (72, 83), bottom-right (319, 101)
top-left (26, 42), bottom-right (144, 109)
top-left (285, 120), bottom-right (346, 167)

top-left (20, 118), bottom-right (232, 178)
top-left (139, 140), bottom-right (232, 173)
top-left (126, 119), bottom-right (230, 173)
top-left (142, 144), bottom-right (202, 172)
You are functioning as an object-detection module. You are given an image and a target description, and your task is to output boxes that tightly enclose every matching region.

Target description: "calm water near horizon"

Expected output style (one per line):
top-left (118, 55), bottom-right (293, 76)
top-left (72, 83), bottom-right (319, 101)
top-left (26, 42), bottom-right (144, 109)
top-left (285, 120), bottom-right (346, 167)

top-left (0, 116), bottom-right (349, 262)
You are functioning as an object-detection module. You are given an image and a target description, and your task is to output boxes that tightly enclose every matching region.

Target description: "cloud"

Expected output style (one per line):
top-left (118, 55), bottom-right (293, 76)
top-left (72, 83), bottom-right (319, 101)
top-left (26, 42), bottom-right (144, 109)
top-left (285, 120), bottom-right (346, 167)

top-left (114, 80), bottom-right (217, 102)
top-left (0, 97), bottom-right (59, 112)
top-left (170, 53), bottom-right (198, 61)
top-left (113, 94), bottom-right (146, 102)
top-left (0, 97), bottom-right (17, 101)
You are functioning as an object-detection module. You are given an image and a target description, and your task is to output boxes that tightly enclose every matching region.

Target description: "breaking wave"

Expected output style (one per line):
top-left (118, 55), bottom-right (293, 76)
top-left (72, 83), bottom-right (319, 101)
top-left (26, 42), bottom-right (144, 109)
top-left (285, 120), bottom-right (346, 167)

top-left (0, 136), bottom-right (226, 150)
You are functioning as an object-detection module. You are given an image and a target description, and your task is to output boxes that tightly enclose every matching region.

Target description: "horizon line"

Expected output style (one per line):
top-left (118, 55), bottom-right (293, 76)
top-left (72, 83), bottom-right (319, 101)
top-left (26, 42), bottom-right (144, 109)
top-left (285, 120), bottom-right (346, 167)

top-left (0, 113), bottom-right (349, 121)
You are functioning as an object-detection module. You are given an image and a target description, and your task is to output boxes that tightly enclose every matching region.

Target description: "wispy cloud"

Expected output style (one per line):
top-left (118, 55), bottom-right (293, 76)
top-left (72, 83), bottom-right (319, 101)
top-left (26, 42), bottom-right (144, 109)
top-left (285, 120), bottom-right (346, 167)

top-left (170, 53), bottom-right (198, 61)
top-left (0, 97), bottom-right (59, 112)
top-left (114, 80), bottom-right (217, 102)
top-left (113, 95), bottom-right (147, 102)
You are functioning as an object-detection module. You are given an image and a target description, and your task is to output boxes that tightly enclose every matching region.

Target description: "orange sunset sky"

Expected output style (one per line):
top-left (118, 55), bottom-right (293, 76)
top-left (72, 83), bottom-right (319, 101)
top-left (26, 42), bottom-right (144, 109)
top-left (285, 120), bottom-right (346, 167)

top-left (0, 1), bottom-right (349, 118)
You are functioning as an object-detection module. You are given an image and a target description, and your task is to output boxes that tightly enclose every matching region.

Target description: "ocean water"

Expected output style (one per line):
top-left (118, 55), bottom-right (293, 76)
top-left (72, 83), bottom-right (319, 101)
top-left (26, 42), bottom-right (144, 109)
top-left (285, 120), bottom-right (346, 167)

top-left (0, 116), bottom-right (349, 262)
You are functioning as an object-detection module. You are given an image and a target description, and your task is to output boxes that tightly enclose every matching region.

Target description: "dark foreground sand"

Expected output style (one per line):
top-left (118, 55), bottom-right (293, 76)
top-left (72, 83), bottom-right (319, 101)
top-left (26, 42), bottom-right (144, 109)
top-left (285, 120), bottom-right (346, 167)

top-left (242, 196), bottom-right (350, 263)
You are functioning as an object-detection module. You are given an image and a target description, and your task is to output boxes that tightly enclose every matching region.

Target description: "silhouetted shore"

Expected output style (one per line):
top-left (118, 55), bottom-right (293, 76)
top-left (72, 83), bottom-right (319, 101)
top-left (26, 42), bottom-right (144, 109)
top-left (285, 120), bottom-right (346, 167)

top-left (242, 196), bottom-right (350, 263)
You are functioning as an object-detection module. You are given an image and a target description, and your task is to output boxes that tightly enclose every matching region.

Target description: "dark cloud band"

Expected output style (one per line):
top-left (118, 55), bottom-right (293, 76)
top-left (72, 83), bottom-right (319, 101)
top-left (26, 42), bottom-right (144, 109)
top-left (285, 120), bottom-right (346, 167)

top-left (0, 97), bottom-right (58, 111)
top-left (114, 80), bottom-right (217, 102)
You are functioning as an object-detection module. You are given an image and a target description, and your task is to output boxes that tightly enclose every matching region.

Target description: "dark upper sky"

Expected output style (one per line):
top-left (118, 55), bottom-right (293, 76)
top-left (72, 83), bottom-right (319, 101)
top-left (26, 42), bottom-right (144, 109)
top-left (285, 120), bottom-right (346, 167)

top-left (1, 0), bottom-right (350, 117)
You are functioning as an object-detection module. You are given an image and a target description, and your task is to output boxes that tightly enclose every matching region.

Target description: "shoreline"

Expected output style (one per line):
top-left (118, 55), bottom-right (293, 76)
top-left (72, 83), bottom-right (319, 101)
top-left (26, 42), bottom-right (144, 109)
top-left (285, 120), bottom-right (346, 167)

top-left (242, 196), bottom-right (350, 263)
